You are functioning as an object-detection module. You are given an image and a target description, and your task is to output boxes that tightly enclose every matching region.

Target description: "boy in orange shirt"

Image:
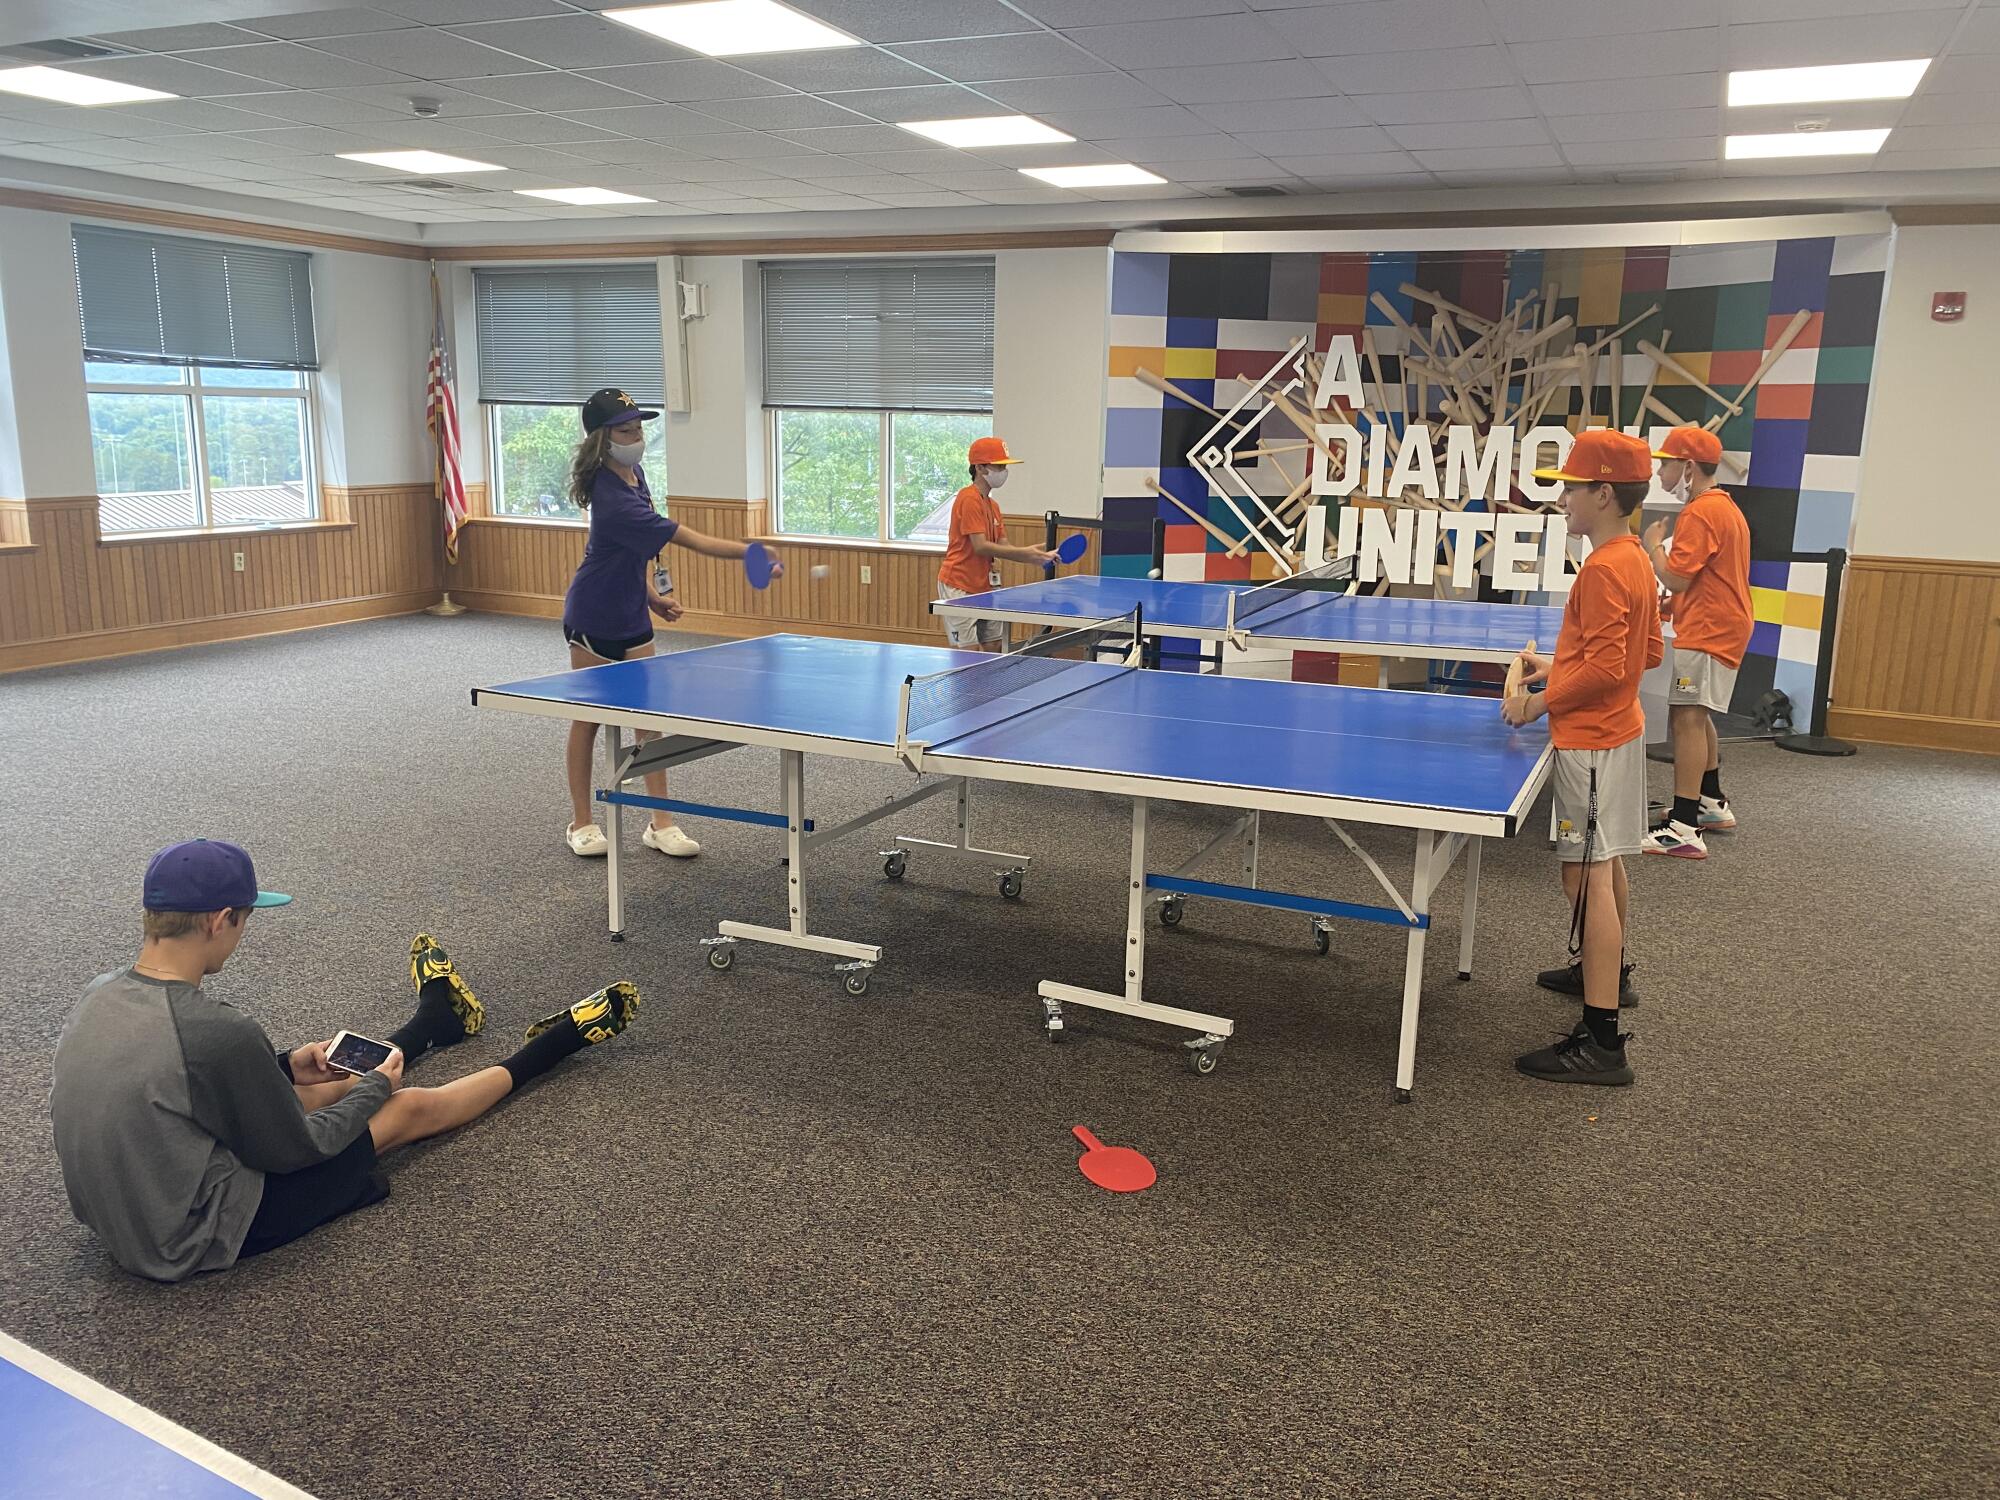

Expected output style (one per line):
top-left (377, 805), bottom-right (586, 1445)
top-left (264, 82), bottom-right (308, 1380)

top-left (1505, 430), bottom-right (1663, 1085)
top-left (937, 436), bottom-right (1058, 651)
top-left (1642, 425), bottom-right (1754, 859)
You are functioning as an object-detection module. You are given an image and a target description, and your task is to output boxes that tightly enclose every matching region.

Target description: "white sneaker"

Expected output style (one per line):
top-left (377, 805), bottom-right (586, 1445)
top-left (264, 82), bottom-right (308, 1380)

top-left (642, 823), bottom-right (700, 858)
top-left (1697, 794), bottom-right (1737, 831)
top-left (566, 822), bottom-right (608, 857)
top-left (1641, 818), bottom-right (1708, 860)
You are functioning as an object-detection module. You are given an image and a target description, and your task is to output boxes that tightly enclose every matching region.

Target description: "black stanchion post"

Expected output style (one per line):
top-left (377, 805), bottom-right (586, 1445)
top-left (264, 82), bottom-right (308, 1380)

top-left (1777, 546), bottom-right (1858, 756)
top-left (1149, 518), bottom-right (1165, 580)
top-left (1043, 511), bottom-right (1057, 577)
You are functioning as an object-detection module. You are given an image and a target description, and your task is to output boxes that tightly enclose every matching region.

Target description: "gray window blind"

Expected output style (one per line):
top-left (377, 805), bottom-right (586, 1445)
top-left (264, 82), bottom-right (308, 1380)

top-left (72, 224), bottom-right (318, 370)
top-left (474, 265), bottom-right (664, 405)
top-left (762, 259), bottom-right (994, 412)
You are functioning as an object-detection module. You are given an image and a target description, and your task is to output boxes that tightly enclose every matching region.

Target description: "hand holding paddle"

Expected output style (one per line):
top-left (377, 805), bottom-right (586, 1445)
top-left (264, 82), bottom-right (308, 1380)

top-left (1054, 533), bottom-right (1088, 565)
top-left (742, 541), bottom-right (784, 590)
top-left (1072, 1125), bottom-right (1155, 1193)
top-left (1502, 639), bottom-right (1546, 727)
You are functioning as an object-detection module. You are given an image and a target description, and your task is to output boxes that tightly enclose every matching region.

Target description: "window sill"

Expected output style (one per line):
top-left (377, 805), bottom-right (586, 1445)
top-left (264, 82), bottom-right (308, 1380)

top-left (756, 534), bottom-right (944, 555)
top-left (465, 513), bottom-right (586, 529)
top-left (99, 520), bottom-right (352, 547)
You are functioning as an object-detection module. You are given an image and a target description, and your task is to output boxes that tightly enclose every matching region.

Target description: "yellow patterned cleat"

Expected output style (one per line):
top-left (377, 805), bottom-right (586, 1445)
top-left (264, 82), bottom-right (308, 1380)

top-left (409, 933), bottom-right (484, 1038)
top-left (524, 981), bottom-right (639, 1046)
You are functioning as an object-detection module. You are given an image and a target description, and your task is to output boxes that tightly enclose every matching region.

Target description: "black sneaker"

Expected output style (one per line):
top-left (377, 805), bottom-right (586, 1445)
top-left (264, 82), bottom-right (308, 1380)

top-left (1516, 1024), bottom-right (1634, 1086)
top-left (1535, 960), bottom-right (1639, 1008)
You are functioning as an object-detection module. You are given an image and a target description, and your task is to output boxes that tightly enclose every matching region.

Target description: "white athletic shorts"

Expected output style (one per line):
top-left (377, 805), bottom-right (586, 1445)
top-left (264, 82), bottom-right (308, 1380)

top-left (1552, 737), bottom-right (1647, 864)
top-left (939, 583), bottom-right (1003, 647)
top-left (1668, 648), bottom-right (1739, 713)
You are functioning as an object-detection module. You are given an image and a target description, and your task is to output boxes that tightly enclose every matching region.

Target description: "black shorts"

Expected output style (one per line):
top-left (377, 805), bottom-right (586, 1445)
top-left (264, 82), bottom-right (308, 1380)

top-left (563, 625), bottom-right (654, 661)
top-left (239, 1133), bottom-right (388, 1260)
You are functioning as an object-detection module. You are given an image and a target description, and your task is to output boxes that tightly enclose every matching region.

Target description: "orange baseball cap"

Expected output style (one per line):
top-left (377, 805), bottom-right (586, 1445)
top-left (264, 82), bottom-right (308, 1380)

top-left (1533, 428), bottom-right (1654, 485)
top-left (968, 437), bottom-right (1022, 466)
top-left (1653, 425), bottom-right (1723, 465)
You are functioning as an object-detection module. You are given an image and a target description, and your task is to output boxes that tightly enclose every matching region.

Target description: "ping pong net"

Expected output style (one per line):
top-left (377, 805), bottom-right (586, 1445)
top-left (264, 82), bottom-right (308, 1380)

top-left (898, 607), bottom-right (1143, 759)
top-left (1223, 556), bottom-right (1359, 647)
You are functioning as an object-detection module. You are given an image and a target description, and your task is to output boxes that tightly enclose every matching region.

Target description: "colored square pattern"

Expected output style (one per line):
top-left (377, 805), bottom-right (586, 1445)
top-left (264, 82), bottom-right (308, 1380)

top-left (1100, 235), bottom-right (1885, 721)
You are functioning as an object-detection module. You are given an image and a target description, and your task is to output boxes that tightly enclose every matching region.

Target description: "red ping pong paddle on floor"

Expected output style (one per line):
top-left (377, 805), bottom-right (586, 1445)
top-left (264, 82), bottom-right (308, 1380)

top-left (1054, 533), bottom-right (1088, 565)
top-left (743, 541), bottom-right (775, 590)
top-left (1072, 1126), bottom-right (1156, 1192)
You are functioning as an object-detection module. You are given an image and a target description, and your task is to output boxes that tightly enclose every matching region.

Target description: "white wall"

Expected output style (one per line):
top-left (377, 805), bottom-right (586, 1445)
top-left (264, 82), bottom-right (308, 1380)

top-left (993, 248), bottom-right (1111, 519)
top-left (313, 249), bottom-right (430, 489)
top-left (660, 256), bottom-right (764, 501)
top-left (1852, 224), bottom-right (2000, 563)
top-left (0, 207), bottom-right (95, 499)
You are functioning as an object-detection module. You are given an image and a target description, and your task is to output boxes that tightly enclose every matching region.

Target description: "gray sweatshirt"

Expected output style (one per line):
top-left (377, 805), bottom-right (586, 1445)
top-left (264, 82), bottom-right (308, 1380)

top-left (50, 968), bottom-right (391, 1282)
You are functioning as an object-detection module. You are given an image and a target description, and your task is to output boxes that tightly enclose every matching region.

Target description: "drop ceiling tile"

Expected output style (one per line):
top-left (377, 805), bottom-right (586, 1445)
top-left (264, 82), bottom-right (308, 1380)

top-left (1561, 136), bottom-right (1718, 164)
top-left (1231, 125), bottom-right (1398, 156)
top-left (462, 72), bottom-right (649, 110)
top-left (358, 118), bottom-right (528, 151)
top-left (551, 137), bottom-right (697, 164)
top-left (227, 125), bottom-right (394, 153)
top-left (727, 153), bottom-right (867, 177)
top-left (1091, 133), bottom-right (1260, 163)
top-left (168, 42), bottom-right (416, 87)
top-left (672, 131), bottom-right (826, 159)
top-left (1957, 8), bottom-right (2000, 50)
top-left (1922, 57), bottom-right (2000, 94)
top-left (1171, 159), bottom-right (1301, 183)
top-left (908, 167), bottom-right (1031, 188)
top-left (1294, 171), bottom-right (1432, 189)
top-left (1546, 107), bottom-right (1719, 143)
top-left (93, 22), bottom-right (268, 50)
top-left (456, 142), bottom-right (597, 171)
top-left (819, 84), bottom-right (1013, 121)
top-left (213, 91), bottom-right (412, 127)
top-left (1387, 118), bottom-right (1552, 150)
top-left (1873, 145), bottom-right (2000, 168)
top-left (1034, 105), bottom-right (1212, 139)
top-left (444, 15), bottom-right (653, 68)
top-left (966, 186), bottom-right (1085, 202)
top-left (313, 28), bottom-right (552, 79)
top-left (1899, 90), bottom-right (2000, 126)
top-left (1726, 11), bottom-right (1962, 68)
top-left (1429, 166), bottom-right (1574, 185)
top-left (1317, 45), bottom-right (1522, 93)
top-left (1411, 143), bottom-right (1566, 169)
top-left (641, 159), bottom-right (788, 182)
top-left (371, 0), bottom-right (570, 20)
top-left (1188, 96), bottom-right (1370, 132)
top-left (575, 61), bottom-right (797, 103)
top-left (97, 97), bottom-right (284, 132)
top-left (807, 173), bottom-right (929, 193)
top-left (1486, 0), bottom-right (1720, 42)
top-left (765, 194), bottom-right (880, 210)
top-left (888, 33), bottom-right (1112, 82)
top-left (1060, 16), bottom-right (1294, 70)
top-left (319, 81), bottom-right (525, 115)
top-left (773, 123), bottom-right (934, 152)
top-left (733, 49), bottom-right (948, 93)
top-left (52, 55), bottom-right (276, 96)
top-left (1270, 150), bottom-right (1424, 175)
top-left (1512, 30), bottom-right (1718, 85)
top-left (790, 0), bottom-right (1047, 43)
top-left (862, 190), bottom-right (983, 206)
top-left (839, 147), bottom-right (985, 172)
top-left (1353, 85), bottom-right (1537, 124)
top-left (1885, 122), bottom-right (2000, 151)
top-left (239, 8), bottom-right (424, 40)
top-left (558, 103), bottom-right (721, 138)
top-left (975, 140), bottom-right (1147, 167)
top-left (975, 74), bottom-right (1172, 110)
top-left (461, 110), bottom-right (623, 143)
top-left (1729, 0), bottom-right (1956, 17)
top-left (1530, 74), bottom-right (1719, 115)
top-left (1015, 0), bottom-right (1238, 21)
top-left (1264, 0), bottom-right (1499, 55)
top-left (1136, 59), bottom-right (1355, 103)
top-left (692, 94), bottom-right (873, 129)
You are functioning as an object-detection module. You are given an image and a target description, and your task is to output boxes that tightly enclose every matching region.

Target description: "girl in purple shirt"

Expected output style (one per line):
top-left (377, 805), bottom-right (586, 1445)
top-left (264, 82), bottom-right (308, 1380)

top-left (561, 388), bottom-right (781, 859)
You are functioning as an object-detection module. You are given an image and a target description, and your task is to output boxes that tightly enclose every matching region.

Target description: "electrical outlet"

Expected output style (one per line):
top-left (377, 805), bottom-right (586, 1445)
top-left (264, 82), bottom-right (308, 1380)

top-left (233, 552), bottom-right (245, 572)
top-left (860, 565), bottom-right (871, 584)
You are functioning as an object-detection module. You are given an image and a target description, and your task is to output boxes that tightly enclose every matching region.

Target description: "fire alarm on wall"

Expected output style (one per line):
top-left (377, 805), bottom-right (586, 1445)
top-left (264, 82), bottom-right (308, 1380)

top-left (1932, 291), bottom-right (1966, 322)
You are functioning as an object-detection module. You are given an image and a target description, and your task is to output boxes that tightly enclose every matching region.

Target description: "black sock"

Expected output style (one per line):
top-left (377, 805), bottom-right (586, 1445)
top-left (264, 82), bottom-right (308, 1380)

top-left (388, 977), bottom-right (469, 1062)
top-left (498, 1022), bottom-right (587, 1089)
top-left (1701, 767), bottom-right (1723, 800)
top-left (1582, 1004), bottom-right (1620, 1049)
top-left (1670, 794), bottom-right (1700, 828)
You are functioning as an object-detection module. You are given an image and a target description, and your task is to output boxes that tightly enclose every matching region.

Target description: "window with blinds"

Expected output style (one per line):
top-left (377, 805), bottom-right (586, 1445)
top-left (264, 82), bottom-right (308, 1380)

top-left (761, 259), bottom-right (995, 412)
top-left (473, 265), bottom-right (665, 405)
top-left (72, 224), bottom-right (318, 370)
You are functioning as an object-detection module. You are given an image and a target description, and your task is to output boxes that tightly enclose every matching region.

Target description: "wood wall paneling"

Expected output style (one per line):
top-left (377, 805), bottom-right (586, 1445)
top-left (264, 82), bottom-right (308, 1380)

top-left (0, 485), bottom-right (444, 674)
top-left (1829, 556), bottom-right (2000, 754)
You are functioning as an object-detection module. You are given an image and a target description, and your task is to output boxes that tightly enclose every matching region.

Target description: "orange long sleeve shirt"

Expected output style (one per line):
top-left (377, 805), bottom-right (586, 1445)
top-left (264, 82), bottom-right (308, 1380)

top-left (1545, 532), bottom-right (1664, 750)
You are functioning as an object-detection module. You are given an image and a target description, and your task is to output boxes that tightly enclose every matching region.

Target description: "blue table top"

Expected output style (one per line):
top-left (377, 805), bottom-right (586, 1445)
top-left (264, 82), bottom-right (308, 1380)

top-left (935, 575), bottom-right (1563, 656)
top-left (478, 634), bottom-right (1550, 825)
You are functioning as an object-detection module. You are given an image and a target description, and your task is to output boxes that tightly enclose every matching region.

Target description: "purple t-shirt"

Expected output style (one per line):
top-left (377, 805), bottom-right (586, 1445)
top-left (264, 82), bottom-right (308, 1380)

top-left (562, 464), bottom-right (679, 640)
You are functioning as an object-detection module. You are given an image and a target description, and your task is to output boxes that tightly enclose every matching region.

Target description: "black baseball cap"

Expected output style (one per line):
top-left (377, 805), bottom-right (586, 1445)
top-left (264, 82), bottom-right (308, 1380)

top-left (581, 388), bottom-right (660, 433)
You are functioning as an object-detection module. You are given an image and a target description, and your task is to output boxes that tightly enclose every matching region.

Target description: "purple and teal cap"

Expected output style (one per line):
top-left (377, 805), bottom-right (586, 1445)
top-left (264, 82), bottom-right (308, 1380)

top-left (143, 839), bottom-right (291, 913)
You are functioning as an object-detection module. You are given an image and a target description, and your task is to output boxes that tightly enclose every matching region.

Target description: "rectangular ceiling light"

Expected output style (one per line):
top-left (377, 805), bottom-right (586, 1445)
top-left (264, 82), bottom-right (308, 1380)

top-left (0, 66), bottom-right (174, 107)
top-left (1724, 128), bottom-right (1891, 159)
top-left (900, 116), bottom-right (1075, 149)
top-left (1021, 163), bottom-right (1167, 188)
top-left (338, 150), bottom-right (504, 173)
top-left (604, 0), bottom-right (859, 57)
top-left (516, 187), bottom-right (656, 204)
top-left (1727, 59), bottom-right (1930, 107)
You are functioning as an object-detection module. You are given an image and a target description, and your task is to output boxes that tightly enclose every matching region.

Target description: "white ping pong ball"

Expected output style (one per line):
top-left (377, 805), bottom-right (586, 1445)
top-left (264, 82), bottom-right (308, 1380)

top-left (810, 564), bottom-right (830, 579)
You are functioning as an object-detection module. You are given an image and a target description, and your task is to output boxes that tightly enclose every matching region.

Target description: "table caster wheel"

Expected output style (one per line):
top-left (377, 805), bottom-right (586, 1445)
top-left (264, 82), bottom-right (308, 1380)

top-left (1313, 924), bottom-right (1331, 956)
top-left (842, 969), bottom-right (870, 996)
top-left (998, 870), bottom-right (1024, 901)
top-left (705, 943), bottom-right (734, 971)
top-left (1395, 1087), bottom-right (1413, 1104)
top-left (883, 851), bottom-right (907, 881)
top-left (1159, 897), bottom-right (1184, 929)
top-left (1184, 1040), bottom-right (1220, 1075)
top-left (611, 930), bottom-right (626, 944)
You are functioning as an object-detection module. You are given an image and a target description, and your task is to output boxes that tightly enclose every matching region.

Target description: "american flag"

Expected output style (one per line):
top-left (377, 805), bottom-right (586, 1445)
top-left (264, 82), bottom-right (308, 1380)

top-left (426, 261), bottom-right (469, 564)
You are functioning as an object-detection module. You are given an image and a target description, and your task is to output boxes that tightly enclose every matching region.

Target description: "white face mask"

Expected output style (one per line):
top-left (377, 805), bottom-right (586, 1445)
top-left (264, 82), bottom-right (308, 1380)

top-left (609, 439), bottom-right (644, 467)
top-left (984, 466), bottom-right (1009, 490)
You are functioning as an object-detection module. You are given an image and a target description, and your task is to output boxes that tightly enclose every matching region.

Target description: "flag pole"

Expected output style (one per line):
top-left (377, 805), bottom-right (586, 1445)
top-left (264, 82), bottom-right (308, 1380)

top-left (426, 256), bottom-right (468, 617)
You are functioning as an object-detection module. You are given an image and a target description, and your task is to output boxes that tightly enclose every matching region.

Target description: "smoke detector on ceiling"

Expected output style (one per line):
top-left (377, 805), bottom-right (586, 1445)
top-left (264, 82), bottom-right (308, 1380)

top-left (1794, 116), bottom-right (1831, 133)
top-left (410, 98), bottom-right (442, 118)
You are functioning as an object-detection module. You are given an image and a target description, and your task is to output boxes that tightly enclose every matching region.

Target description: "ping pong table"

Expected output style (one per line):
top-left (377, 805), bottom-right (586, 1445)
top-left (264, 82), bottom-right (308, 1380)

top-left (932, 573), bottom-right (1564, 684)
top-left (473, 627), bottom-right (1551, 1096)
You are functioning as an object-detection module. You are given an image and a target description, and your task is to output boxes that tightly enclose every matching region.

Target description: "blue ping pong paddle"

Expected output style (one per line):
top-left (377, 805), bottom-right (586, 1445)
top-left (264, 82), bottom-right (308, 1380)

top-left (1054, 533), bottom-right (1087, 565)
top-left (743, 541), bottom-right (774, 590)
